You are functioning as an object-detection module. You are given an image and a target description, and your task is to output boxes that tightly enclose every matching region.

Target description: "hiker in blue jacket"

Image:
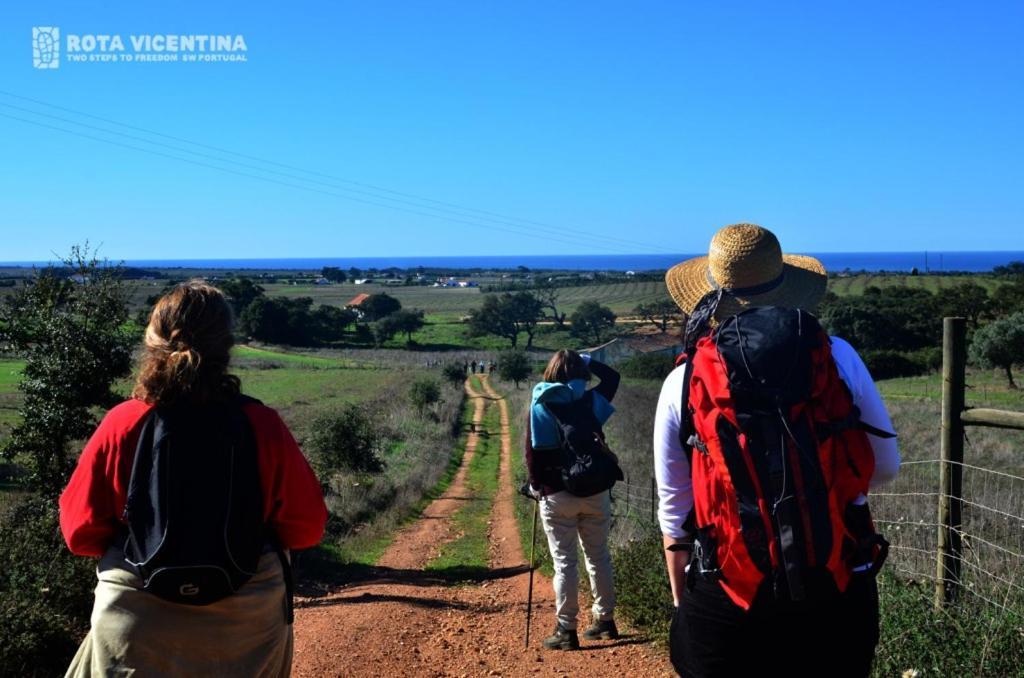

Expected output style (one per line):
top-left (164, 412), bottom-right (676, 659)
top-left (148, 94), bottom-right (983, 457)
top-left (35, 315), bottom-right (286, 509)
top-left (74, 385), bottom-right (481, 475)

top-left (524, 349), bottom-right (621, 650)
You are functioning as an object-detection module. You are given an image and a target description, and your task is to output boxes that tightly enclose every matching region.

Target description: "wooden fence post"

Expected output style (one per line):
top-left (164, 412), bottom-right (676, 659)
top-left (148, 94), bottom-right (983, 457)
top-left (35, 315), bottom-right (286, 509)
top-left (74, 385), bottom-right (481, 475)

top-left (936, 317), bottom-right (966, 609)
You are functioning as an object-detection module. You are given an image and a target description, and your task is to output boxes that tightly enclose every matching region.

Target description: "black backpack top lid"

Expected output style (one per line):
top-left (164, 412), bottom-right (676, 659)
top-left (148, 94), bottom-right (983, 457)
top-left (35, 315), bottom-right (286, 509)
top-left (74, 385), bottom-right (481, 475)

top-left (123, 396), bottom-right (266, 606)
top-left (544, 391), bottom-right (623, 497)
top-left (714, 306), bottom-right (823, 412)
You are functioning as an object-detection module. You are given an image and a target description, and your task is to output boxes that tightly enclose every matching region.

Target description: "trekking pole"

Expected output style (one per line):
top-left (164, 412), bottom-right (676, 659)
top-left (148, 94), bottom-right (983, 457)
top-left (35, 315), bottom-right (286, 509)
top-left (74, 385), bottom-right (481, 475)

top-left (525, 497), bottom-right (539, 649)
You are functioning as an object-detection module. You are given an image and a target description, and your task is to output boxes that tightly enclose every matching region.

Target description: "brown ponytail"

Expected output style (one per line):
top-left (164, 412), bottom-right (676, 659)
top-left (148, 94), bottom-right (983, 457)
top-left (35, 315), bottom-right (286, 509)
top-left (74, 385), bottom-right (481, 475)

top-left (132, 280), bottom-right (240, 405)
top-left (543, 349), bottom-right (591, 384)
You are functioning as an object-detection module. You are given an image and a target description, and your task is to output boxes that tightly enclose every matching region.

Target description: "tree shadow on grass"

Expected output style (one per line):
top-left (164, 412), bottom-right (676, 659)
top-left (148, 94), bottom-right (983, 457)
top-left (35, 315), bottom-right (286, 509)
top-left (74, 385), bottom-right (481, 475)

top-left (294, 548), bottom-right (530, 598)
top-left (296, 591), bottom-right (492, 611)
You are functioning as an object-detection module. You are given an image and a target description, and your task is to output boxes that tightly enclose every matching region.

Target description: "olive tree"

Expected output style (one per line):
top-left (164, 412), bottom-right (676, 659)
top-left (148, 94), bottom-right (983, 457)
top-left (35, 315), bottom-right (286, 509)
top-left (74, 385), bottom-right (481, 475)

top-left (970, 312), bottom-right (1024, 388)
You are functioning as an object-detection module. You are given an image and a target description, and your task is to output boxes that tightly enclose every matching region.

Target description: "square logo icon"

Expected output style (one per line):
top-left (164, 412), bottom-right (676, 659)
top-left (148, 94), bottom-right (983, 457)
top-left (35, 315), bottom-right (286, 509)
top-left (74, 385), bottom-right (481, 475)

top-left (32, 27), bottom-right (60, 69)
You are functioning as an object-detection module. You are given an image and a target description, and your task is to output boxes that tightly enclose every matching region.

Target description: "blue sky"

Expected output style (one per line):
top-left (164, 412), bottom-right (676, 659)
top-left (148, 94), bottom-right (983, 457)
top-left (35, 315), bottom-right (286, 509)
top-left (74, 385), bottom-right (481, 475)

top-left (1, 1), bottom-right (1021, 260)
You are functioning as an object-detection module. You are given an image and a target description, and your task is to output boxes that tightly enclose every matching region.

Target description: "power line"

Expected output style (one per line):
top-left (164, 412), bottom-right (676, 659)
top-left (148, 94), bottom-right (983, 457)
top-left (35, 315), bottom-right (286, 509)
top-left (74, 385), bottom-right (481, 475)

top-left (0, 100), bottom-right (666, 254)
top-left (0, 110), bottom-right (643, 254)
top-left (0, 90), bottom-right (673, 254)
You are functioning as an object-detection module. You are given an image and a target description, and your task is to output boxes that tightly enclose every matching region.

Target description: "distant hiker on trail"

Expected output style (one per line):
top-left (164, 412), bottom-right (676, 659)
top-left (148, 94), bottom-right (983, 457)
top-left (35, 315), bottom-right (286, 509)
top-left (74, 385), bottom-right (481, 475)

top-left (524, 349), bottom-right (624, 650)
top-left (60, 281), bottom-right (327, 677)
top-left (470, 359), bottom-right (478, 374)
top-left (654, 224), bottom-right (900, 677)
top-left (480, 360), bottom-right (488, 374)
top-left (489, 362), bottom-right (496, 375)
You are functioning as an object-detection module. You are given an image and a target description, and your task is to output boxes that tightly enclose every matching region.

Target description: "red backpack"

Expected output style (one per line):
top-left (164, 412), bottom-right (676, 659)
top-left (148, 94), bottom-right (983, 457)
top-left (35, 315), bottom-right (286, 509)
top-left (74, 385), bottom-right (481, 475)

top-left (678, 306), bottom-right (892, 610)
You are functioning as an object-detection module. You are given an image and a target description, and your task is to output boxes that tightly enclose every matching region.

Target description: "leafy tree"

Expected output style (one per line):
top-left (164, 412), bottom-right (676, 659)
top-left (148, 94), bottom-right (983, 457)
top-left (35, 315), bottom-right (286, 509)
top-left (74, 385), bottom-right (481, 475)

top-left (361, 293), bottom-right (402, 321)
top-left (0, 247), bottom-right (135, 494)
top-left (990, 282), bottom-right (1024, 319)
top-left (993, 261), bottom-right (1024, 279)
top-left (311, 305), bottom-right (357, 342)
top-left (441, 361), bottom-right (468, 388)
top-left (497, 350), bottom-right (532, 388)
top-left (219, 277), bottom-right (265, 316)
top-left (938, 282), bottom-right (989, 327)
top-left (634, 300), bottom-right (680, 332)
top-left (534, 278), bottom-right (567, 328)
top-left (970, 312), bottom-right (1024, 388)
top-left (571, 301), bottom-right (617, 346)
top-left (468, 292), bottom-right (544, 348)
top-left (409, 378), bottom-right (441, 414)
top-left (820, 287), bottom-right (940, 353)
top-left (370, 314), bottom-right (402, 347)
top-left (239, 296), bottom-right (316, 345)
top-left (306, 404), bottom-right (384, 477)
top-left (391, 309), bottom-right (425, 342)
top-left (321, 266), bottom-right (347, 283)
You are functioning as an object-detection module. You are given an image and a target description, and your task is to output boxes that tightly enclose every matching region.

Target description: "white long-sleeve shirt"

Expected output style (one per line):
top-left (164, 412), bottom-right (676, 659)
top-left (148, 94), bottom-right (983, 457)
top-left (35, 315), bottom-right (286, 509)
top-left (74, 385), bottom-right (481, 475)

top-left (654, 336), bottom-right (900, 539)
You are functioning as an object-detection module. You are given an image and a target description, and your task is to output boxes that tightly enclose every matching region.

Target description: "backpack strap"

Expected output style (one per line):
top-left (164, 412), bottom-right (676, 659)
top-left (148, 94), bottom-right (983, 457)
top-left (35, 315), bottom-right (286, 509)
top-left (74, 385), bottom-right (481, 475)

top-left (275, 544), bottom-right (295, 624)
top-left (677, 357), bottom-right (698, 537)
top-left (815, 405), bottom-right (897, 443)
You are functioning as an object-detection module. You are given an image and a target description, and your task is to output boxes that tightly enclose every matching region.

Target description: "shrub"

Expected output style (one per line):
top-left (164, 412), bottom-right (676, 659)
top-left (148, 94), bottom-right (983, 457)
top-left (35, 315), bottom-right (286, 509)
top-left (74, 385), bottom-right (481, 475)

top-left (409, 378), bottom-right (441, 413)
top-left (306, 404), bottom-right (385, 477)
top-left (0, 248), bottom-right (134, 494)
top-left (0, 497), bottom-right (96, 675)
top-left (610, 527), bottom-right (674, 637)
top-left (860, 350), bottom-right (924, 380)
top-left (619, 352), bottom-right (676, 380)
top-left (497, 350), bottom-right (532, 388)
top-left (441, 362), bottom-right (467, 388)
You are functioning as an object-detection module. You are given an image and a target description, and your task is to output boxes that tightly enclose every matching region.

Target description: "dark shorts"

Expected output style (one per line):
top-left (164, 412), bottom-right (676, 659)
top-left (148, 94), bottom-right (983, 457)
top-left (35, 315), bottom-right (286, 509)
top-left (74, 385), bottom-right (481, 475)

top-left (669, 570), bottom-right (880, 678)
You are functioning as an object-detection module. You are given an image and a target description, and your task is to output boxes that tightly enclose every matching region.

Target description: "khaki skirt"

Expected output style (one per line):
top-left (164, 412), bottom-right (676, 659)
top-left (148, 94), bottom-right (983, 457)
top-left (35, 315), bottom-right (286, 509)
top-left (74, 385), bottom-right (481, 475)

top-left (66, 545), bottom-right (292, 678)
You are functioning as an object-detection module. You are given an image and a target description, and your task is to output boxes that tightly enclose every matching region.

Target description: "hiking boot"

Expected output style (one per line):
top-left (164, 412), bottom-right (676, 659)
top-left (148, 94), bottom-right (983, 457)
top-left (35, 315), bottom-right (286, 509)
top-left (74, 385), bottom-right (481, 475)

top-left (542, 624), bottom-right (580, 650)
top-left (582, 619), bottom-right (619, 641)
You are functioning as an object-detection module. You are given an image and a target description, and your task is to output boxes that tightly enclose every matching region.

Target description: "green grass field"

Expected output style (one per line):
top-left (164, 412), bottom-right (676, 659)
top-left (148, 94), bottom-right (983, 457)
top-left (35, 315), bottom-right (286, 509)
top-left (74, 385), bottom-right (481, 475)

top-left (425, 392), bottom-right (502, 577)
top-left (827, 273), bottom-right (1001, 296)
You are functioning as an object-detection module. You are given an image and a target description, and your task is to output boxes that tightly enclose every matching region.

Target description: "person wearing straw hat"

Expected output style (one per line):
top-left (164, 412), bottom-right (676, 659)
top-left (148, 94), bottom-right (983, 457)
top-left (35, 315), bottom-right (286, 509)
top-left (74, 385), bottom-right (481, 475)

top-left (654, 224), bottom-right (900, 677)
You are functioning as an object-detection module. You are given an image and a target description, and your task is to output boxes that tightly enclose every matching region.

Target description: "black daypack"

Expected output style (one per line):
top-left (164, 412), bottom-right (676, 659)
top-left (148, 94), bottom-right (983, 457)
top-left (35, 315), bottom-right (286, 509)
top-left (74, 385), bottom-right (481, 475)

top-left (123, 396), bottom-right (276, 608)
top-left (544, 392), bottom-right (623, 497)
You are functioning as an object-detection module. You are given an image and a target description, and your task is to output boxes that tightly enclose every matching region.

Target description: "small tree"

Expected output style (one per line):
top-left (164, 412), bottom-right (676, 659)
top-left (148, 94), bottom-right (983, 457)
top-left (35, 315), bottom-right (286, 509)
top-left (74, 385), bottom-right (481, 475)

top-left (634, 299), bottom-right (680, 332)
top-left (409, 378), bottom-right (442, 414)
top-left (0, 247), bottom-right (135, 495)
top-left (321, 266), bottom-right (347, 283)
top-left (311, 305), bottom-right (357, 342)
top-left (970, 312), bottom-right (1024, 388)
top-left (468, 292), bottom-right (543, 348)
top-left (371, 314), bottom-right (402, 347)
top-left (442, 362), bottom-right (467, 388)
top-left (939, 282), bottom-right (989, 328)
top-left (534, 278), bottom-right (567, 329)
top-left (498, 350), bottom-right (532, 388)
top-left (391, 309), bottom-right (425, 342)
top-left (990, 282), bottom-right (1024, 319)
top-left (571, 301), bottom-right (617, 346)
top-left (219, 277), bottom-right (265, 316)
top-left (306, 404), bottom-right (385, 478)
top-left (361, 293), bottom-right (402, 321)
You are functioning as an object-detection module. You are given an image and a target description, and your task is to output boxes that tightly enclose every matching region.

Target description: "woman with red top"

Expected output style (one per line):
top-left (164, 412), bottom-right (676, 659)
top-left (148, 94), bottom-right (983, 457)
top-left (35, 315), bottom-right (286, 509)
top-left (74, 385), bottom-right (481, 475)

top-left (61, 281), bottom-right (327, 677)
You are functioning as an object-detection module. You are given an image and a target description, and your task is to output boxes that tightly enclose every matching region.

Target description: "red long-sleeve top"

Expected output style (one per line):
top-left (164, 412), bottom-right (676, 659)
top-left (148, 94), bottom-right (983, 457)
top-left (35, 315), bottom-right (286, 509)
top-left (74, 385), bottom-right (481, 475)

top-left (59, 398), bottom-right (328, 557)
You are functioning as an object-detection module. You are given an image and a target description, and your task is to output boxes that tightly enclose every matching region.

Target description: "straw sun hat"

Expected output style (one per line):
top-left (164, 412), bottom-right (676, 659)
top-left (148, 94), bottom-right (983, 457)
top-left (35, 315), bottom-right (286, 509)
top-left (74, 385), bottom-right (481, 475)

top-left (665, 223), bottom-right (827, 321)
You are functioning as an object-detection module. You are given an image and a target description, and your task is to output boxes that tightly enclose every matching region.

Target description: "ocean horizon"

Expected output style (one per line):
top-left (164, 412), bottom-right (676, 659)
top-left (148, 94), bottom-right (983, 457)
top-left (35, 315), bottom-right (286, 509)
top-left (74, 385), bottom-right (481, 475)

top-left (2, 251), bottom-right (1023, 274)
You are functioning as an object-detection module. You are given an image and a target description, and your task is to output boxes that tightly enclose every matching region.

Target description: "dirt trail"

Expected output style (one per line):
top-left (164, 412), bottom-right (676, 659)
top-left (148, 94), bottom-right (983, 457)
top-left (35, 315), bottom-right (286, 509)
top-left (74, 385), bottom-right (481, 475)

top-left (292, 376), bottom-right (672, 677)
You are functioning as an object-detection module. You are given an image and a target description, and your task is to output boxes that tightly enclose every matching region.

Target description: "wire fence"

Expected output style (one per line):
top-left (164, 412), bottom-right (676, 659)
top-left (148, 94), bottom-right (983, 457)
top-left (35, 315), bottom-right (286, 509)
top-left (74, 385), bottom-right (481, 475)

top-left (873, 452), bottom-right (1024, 616)
top-left (606, 451), bottom-right (1024, 620)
